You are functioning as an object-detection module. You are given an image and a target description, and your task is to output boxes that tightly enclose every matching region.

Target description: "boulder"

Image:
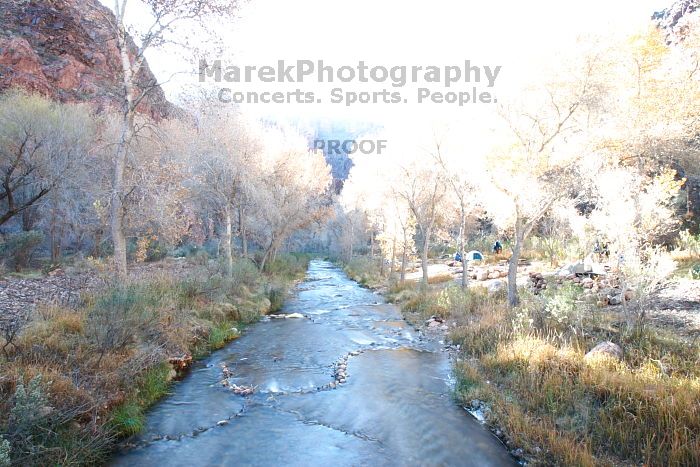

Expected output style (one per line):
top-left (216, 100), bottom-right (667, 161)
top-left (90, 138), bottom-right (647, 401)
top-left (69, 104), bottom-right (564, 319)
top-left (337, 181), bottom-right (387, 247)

top-left (584, 341), bottom-right (623, 361)
top-left (487, 272), bottom-right (500, 280)
top-left (475, 270), bottom-right (489, 281)
top-left (607, 294), bottom-right (623, 306)
top-left (487, 280), bottom-right (505, 293)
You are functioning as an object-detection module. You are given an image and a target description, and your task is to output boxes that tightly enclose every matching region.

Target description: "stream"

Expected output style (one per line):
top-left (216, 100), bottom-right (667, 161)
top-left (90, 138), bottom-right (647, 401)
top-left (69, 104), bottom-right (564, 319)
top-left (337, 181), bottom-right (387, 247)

top-left (111, 260), bottom-right (514, 466)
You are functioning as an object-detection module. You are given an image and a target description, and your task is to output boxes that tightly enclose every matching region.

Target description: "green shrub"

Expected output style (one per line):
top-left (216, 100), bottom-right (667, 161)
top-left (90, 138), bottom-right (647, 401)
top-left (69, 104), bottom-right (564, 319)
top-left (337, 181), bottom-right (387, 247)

top-left (539, 282), bottom-right (587, 334)
top-left (231, 258), bottom-right (263, 288)
top-left (267, 282), bottom-right (286, 312)
top-left (0, 436), bottom-right (9, 467)
top-left (0, 231), bottom-right (44, 271)
top-left (2, 374), bottom-right (108, 465)
top-left (8, 375), bottom-right (50, 439)
top-left (176, 277), bottom-right (206, 309)
top-left (109, 364), bottom-right (172, 437)
top-left (264, 253), bottom-right (310, 279)
top-left (85, 285), bottom-right (161, 364)
top-left (109, 403), bottom-right (144, 437)
top-left (343, 256), bottom-right (382, 287)
top-left (137, 364), bottom-right (171, 407)
top-left (208, 323), bottom-right (237, 349)
top-left (690, 263), bottom-right (700, 280)
top-left (146, 241), bottom-right (168, 262)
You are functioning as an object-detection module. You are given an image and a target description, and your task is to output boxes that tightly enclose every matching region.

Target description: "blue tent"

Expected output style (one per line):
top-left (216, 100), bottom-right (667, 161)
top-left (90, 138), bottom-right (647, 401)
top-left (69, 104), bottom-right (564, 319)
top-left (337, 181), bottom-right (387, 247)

top-left (455, 250), bottom-right (483, 262)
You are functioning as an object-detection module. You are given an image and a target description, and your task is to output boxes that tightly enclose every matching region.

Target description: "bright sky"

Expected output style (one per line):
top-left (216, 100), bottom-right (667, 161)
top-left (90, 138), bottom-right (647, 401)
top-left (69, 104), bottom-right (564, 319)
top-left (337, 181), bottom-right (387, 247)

top-left (102, 0), bottom-right (670, 127)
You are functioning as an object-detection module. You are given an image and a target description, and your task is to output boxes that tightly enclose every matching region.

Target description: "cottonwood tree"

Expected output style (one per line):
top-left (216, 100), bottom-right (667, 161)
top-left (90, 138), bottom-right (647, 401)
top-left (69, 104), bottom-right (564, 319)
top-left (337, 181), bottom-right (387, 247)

top-left (340, 147), bottom-right (416, 280)
top-left (250, 137), bottom-right (332, 271)
top-left (0, 91), bottom-right (95, 228)
top-left (93, 114), bottom-right (193, 264)
top-left (190, 110), bottom-right (261, 276)
top-left (387, 193), bottom-right (416, 282)
top-left (394, 162), bottom-right (447, 286)
top-left (432, 138), bottom-right (480, 289)
top-left (100, 0), bottom-right (237, 279)
top-left (490, 59), bottom-right (601, 306)
top-left (588, 167), bottom-right (682, 327)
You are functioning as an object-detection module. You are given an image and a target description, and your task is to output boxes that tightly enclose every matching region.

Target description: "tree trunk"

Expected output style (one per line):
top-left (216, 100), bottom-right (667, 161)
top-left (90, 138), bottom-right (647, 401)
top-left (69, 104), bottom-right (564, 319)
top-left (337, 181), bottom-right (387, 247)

top-left (390, 236), bottom-right (397, 274)
top-left (238, 204), bottom-right (248, 257)
top-left (259, 237), bottom-right (278, 272)
top-left (508, 221), bottom-right (524, 307)
top-left (420, 228), bottom-right (430, 285)
top-left (400, 229), bottom-right (408, 282)
top-left (111, 21), bottom-right (136, 281)
top-left (50, 227), bottom-right (61, 264)
top-left (222, 205), bottom-right (233, 277)
top-left (459, 208), bottom-right (468, 289)
top-left (348, 223), bottom-right (354, 260)
top-left (110, 138), bottom-right (128, 280)
top-left (93, 229), bottom-right (103, 258)
top-left (50, 203), bottom-right (60, 263)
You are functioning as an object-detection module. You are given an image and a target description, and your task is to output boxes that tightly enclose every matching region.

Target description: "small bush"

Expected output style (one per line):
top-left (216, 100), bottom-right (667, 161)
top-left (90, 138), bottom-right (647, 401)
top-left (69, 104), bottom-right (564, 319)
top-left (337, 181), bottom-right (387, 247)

top-left (264, 253), bottom-right (311, 279)
top-left (231, 258), bottom-right (263, 289)
top-left (0, 231), bottom-right (44, 271)
top-left (267, 282), bottom-right (286, 312)
top-left (343, 256), bottom-right (382, 287)
top-left (2, 374), bottom-right (108, 465)
top-left (85, 285), bottom-right (161, 365)
top-left (109, 402), bottom-right (144, 436)
top-left (8, 375), bottom-right (50, 440)
top-left (137, 363), bottom-right (172, 407)
top-left (690, 263), bottom-right (700, 280)
top-left (146, 241), bottom-right (168, 262)
top-left (208, 323), bottom-right (234, 350)
top-left (0, 436), bottom-right (9, 467)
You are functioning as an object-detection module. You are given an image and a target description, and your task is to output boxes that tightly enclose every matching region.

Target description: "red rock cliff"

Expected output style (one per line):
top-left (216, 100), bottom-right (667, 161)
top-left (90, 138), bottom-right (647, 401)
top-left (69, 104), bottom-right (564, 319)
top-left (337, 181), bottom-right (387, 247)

top-left (0, 0), bottom-right (174, 119)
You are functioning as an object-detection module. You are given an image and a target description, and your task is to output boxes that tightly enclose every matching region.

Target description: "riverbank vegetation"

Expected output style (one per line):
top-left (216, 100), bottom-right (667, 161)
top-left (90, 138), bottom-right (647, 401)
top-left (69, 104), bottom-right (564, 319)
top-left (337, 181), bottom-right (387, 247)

top-left (0, 254), bottom-right (309, 465)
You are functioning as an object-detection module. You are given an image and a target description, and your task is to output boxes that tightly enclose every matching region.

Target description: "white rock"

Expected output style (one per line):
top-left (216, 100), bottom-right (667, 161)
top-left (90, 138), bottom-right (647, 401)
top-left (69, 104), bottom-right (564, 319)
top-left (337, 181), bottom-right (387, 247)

top-left (487, 280), bottom-right (505, 293)
top-left (584, 341), bottom-right (623, 361)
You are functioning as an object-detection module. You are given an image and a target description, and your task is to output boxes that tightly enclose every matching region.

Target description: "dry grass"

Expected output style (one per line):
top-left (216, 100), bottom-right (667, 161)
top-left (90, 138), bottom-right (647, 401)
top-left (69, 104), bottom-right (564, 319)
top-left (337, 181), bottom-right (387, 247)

top-left (448, 285), bottom-right (700, 466)
top-left (427, 273), bottom-right (454, 284)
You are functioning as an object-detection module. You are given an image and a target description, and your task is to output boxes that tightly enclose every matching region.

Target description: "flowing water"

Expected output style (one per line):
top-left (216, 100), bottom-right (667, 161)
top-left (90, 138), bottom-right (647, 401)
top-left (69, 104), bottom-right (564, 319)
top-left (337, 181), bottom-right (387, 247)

top-left (111, 260), bottom-right (514, 466)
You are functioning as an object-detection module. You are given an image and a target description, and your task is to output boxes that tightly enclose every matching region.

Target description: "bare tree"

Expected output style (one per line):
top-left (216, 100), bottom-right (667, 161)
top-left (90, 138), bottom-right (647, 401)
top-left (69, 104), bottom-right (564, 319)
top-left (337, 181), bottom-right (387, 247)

top-left (0, 92), bottom-right (95, 227)
top-left (394, 162), bottom-right (447, 286)
top-left (492, 61), bottom-right (599, 306)
top-left (250, 147), bottom-right (332, 272)
top-left (101, 0), bottom-right (236, 279)
top-left (190, 111), bottom-right (260, 276)
top-left (432, 139), bottom-right (479, 289)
